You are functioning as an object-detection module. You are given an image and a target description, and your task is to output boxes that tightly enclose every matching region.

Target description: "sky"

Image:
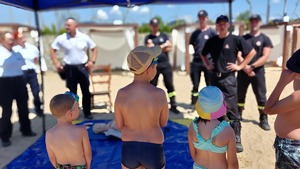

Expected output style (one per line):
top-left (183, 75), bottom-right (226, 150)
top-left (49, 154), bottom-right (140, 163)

top-left (0, 0), bottom-right (299, 29)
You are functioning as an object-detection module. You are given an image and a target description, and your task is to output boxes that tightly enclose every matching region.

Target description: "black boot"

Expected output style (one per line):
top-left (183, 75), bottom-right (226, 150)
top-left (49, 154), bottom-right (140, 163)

top-left (231, 121), bottom-right (243, 153)
top-left (259, 109), bottom-right (270, 131)
top-left (169, 96), bottom-right (181, 114)
top-left (238, 106), bottom-right (244, 120)
top-left (191, 95), bottom-right (198, 105)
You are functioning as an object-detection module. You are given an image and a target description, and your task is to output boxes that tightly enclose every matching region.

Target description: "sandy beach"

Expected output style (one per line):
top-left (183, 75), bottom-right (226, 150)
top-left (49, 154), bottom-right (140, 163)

top-left (0, 67), bottom-right (292, 169)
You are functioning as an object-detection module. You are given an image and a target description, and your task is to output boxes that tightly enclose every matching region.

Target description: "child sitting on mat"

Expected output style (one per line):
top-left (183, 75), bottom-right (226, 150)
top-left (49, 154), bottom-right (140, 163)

top-left (114, 46), bottom-right (169, 169)
top-left (188, 86), bottom-right (239, 169)
top-left (46, 92), bottom-right (91, 169)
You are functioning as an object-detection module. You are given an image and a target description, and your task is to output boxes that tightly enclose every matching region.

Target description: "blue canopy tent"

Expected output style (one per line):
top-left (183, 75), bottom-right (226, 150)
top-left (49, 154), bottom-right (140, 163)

top-left (0, 0), bottom-right (234, 132)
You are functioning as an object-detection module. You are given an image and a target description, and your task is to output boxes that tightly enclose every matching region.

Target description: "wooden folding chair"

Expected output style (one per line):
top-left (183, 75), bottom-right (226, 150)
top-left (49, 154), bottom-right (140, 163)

top-left (89, 64), bottom-right (112, 112)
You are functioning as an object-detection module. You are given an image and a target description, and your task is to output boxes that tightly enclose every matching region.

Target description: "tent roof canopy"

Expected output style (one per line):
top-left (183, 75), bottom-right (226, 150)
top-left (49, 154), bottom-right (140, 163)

top-left (0, 0), bottom-right (233, 11)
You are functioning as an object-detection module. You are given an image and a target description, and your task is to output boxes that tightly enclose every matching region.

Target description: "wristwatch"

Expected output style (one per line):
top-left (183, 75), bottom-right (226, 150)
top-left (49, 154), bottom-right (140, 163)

top-left (90, 60), bottom-right (96, 64)
top-left (250, 64), bottom-right (256, 69)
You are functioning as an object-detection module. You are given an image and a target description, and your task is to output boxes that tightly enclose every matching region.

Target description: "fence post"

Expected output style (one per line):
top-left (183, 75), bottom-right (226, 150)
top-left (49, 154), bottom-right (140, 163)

top-left (282, 23), bottom-right (290, 69)
top-left (291, 25), bottom-right (298, 54)
top-left (185, 32), bottom-right (191, 74)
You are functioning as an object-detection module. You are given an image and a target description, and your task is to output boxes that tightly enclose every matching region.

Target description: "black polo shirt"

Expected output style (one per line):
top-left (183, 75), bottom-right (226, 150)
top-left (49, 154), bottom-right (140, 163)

top-left (144, 32), bottom-right (169, 68)
top-left (202, 34), bottom-right (253, 73)
top-left (189, 27), bottom-right (217, 62)
top-left (243, 33), bottom-right (273, 67)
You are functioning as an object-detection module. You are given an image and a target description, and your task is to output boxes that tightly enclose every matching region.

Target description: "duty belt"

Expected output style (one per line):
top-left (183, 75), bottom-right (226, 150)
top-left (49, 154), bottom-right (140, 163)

top-left (215, 71), bottom-right (234, 78)
top-left (23, 69), bottom-right (35, 73)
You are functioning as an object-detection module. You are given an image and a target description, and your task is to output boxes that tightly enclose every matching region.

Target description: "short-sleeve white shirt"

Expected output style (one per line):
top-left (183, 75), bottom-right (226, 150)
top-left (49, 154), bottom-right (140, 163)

top-left (13, 42), bottom-right (39, 70)
top-left (0, 45), bottom-right (25, 77)
top-left (51, 30), bottom-right (96, 65)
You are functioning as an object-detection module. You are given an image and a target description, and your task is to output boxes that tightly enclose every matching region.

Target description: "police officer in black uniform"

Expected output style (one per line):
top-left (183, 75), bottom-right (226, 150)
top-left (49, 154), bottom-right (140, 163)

top-left (201, 15), bottom-right (256, 153)
top-left (237, 14), bottom-right (273, 131)
top-left (189, 10), bottom-right (217, 105)
top-left (144, 17), bottom-right (180, 114)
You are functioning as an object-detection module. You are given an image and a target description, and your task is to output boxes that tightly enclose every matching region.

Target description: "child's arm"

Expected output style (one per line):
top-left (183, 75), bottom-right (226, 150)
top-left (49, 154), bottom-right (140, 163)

top-left (265, 69), bottom-right (300, 115)
top-left (45, 132), bottom-right (57, 167)
top-left (159, 90), bottom-right (169, 127)
top-left (82, 127), bottom-right (92, 169)
top-left (187, 123), bottom-right (197, 161)
top-left (114, 91), bottom-right (124, 130)
top-left (226, 127), bottom-right (239, 169)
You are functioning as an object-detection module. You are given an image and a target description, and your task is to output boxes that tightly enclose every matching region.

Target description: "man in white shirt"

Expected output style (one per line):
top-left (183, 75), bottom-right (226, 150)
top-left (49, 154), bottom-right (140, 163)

top-left (0, 32), bottom-right (36, 147)
top-left (13, 32), bottom-right (43, 117)
top-left (50, 17), bottom-right (98, 119)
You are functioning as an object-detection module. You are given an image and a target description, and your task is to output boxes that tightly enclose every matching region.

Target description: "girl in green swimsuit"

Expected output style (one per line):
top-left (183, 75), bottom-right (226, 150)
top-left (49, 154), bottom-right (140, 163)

top-left (188, 86), bottom-right (239, 169)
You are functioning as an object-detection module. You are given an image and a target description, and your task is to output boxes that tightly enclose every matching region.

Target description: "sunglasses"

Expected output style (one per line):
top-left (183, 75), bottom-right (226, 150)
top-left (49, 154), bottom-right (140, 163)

top-left (65, 91), bottom-right (79, 112)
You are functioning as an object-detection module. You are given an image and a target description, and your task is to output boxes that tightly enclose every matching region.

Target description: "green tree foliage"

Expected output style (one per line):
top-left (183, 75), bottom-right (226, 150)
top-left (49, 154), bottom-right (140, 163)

top-left (235, 10), bottom-right (251, 30)
top-left (41, 26), bottom-right (52, 35)
top-left (41, 24), bottom-right (65, 35)
top-left (138, 16), bottom-right (186, 33)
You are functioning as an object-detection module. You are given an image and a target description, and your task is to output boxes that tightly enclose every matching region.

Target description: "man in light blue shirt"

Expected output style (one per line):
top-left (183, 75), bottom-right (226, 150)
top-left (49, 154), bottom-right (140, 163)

top-left (0, 32), bottom-right (36, 147)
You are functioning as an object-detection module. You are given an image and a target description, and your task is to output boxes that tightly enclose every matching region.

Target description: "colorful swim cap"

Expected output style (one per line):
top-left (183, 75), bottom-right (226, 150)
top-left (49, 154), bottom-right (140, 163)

top-left (195, 86), bottom-right (226, 120)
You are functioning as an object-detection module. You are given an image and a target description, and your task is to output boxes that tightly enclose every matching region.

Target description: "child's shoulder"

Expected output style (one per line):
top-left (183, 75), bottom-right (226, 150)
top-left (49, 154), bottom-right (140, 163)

top-left (220, 122), bottom-right (235, 138)
top-left (46, 124), bottom-right (86, 133)
top-left (152, 87), bottom-right (166, 96)
top-left (188, 120), bottom-right (197, 132)
top-left (46, 126), bottom-right (56, 134)
top-left (116, 85), bottom-right (130, 95)
top-left (72, 125), bottom-right (87, 132)
top-left (67, 125), bottom-right (88, 137)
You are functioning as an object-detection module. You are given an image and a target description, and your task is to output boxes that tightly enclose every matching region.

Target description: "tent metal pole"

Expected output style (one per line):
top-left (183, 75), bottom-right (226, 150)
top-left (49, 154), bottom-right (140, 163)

top-left (229, 0), bottom-right (233, 33)
top-left (34, 10), bottom-right (46, 133)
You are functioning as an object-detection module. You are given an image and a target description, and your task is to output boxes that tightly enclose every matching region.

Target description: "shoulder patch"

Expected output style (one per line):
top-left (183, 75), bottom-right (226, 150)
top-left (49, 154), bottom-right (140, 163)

top-left (256, 41), bottom-right (261, 46)
top-left (204, 35), bottom-right (209, 40)
top-left (225, 44), bottom-right (230, 49)
top-left (159, 37), bottom-right (164, 43)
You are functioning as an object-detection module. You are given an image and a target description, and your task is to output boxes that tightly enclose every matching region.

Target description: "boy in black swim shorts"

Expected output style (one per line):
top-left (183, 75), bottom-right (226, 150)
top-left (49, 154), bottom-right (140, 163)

top-left (114, 46), bottom-right (169, 169)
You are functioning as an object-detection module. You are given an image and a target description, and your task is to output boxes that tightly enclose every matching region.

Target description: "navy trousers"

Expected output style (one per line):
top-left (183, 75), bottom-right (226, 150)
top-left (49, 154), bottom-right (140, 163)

top-left (65, 64), bottom-right (91, 116)
top-left (190, 61), bottom-right (212, 93)
top-left (211, 73), bottom-right (241, 121)
top-left (237, 68), bottom-right (267, 108)
top-left (0, 76), bottom-right (32, 141)
top-left (150, 64), bottom-right (177, 107)
top-left (24, 70), bottom-right (42, 114)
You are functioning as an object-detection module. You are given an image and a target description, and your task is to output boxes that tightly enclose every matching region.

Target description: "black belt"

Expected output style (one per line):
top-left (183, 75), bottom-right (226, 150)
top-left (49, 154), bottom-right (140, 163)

top-left (65, 63), bottom-right (86, 68)
top-left (214, 71), bottom-right (234, 78)
top-left (23, 69), bottom-right (35, 73)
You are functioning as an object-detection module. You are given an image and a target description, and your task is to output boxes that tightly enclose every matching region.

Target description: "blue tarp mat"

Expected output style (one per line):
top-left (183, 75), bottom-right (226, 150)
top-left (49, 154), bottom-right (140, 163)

top-left (6, 120), bottom-right (194, 169)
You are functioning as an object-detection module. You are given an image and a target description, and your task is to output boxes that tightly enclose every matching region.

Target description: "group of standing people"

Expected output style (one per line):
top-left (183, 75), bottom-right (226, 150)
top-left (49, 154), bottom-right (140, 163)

top-left (2, 8), bottom-right (299, 169)
top-left (0, 17), bottom-right (97, 147)
top-left (141, 10), bottom-right (274, 154)
top-left (0, 31), bottom-right (43, 147)
top-left (188, 10), bottom-right (273, 153)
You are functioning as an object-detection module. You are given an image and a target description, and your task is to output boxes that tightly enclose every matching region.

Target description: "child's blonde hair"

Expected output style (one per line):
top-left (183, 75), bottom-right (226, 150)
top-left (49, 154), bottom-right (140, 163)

top-left (49, 94), bottom-right (74, 118)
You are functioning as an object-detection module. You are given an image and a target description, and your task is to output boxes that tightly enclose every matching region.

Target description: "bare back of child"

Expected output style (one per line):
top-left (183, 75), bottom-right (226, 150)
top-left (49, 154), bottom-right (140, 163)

top-left (188, 86), bottom-right (238, 169)
top-left (46, 125), bottom-right (90, 166)
top-left (46, 93), bottom-right (91, 169)
top-left (189, 118), bottom-right (237, 169)
top-left (115, 46), bottom-right (168, 169)
top-left (115, 82), bottom-right (168, 144)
